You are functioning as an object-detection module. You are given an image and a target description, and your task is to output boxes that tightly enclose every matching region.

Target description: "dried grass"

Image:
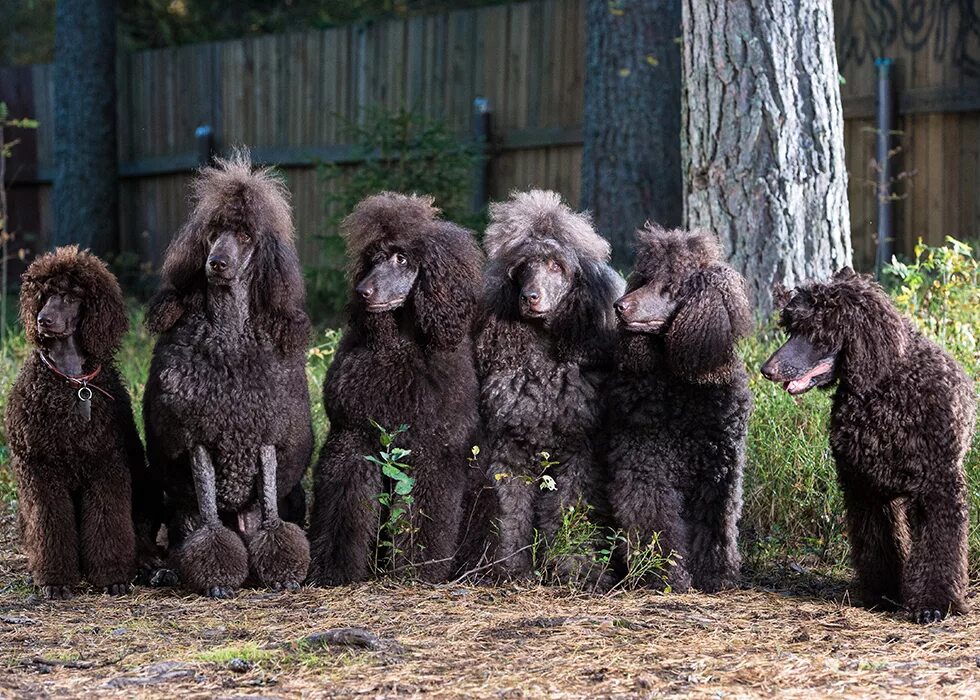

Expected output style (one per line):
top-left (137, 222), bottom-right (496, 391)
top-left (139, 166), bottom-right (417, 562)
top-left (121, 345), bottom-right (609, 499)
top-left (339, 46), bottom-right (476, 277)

top-left (1, 506), bottom-right (978, 699)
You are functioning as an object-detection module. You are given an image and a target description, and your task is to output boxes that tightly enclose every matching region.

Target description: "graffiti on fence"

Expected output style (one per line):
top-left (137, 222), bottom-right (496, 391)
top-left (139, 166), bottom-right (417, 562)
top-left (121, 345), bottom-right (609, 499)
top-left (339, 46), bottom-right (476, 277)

top-left (836, 0), bottom-right (980, 78)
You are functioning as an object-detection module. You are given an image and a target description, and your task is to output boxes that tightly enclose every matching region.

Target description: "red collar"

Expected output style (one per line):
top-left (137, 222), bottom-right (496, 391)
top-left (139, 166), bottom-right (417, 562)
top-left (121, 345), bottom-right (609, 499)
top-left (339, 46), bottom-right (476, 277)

top-left (37, 351), bottom-right (114, 401)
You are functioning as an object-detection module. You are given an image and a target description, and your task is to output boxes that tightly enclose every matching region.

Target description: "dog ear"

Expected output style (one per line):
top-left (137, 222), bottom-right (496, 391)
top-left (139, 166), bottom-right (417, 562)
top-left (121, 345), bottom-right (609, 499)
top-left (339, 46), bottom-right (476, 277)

top-left (412, 225), bottom-right (483, 350)
top-left (18, 268), bottom-right (45, 347)
top-left (146, 223), bottom-right (207, 333)
top-left (667, 266), bottom-right (751, 382)
top-left (771, 280), bottom-right (793, 311)
top-left (77, 259), bottom-right (129, 361)
top-left (551, 260), bottom-right (623, 364)
top-left (250, 230), bottom-right (310, 356)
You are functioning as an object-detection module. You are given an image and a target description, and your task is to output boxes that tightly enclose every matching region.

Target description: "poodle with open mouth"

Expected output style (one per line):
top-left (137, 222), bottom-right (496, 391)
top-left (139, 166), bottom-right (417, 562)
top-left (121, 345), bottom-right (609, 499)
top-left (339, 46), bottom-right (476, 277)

top-left (605, 224), bottom-right (752, 593)
top-left (761, 267), bottom-right (975, 623)
top-left (5, 246), bottom-right (158, 599)
top-left (143, 151), bottom-right (313, 598)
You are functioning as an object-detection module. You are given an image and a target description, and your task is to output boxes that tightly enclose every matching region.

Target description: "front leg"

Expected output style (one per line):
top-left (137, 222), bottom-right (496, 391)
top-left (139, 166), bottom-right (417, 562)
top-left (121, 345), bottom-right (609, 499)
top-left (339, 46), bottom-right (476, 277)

top-left (903, 486), bottom-right (969, 623)
top-left (490, 467), bottom-right (536, 581)
top-left (79, 458), bottom-right (136, 594)
top-left (175, 445), bottom-right (248, 598)
top-left (685, 459), bottom-right (743, 593)
top-left (15, 460), bottom-right (80, 599)
top-left (246, 445), bottom-right (310, 591)
top-left (842, 484), bottom-right (909, 611)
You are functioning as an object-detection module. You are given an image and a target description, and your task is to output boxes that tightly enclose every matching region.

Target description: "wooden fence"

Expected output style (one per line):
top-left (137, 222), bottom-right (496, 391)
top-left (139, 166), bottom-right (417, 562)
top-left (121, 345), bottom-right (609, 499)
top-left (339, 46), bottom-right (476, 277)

top-left (1, 0), bottom-right (978, 273)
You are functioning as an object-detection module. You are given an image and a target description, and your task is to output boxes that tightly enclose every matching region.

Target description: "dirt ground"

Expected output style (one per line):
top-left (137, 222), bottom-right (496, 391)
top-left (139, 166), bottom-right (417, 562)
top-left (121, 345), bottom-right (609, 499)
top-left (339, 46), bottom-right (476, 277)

top-left (1, 506), bottom-right (978, 699)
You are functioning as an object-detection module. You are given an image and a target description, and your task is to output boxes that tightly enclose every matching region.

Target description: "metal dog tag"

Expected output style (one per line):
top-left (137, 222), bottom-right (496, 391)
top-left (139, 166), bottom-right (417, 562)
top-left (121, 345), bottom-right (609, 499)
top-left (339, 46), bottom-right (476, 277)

top-left (77, 386), bottom-right (92, 423)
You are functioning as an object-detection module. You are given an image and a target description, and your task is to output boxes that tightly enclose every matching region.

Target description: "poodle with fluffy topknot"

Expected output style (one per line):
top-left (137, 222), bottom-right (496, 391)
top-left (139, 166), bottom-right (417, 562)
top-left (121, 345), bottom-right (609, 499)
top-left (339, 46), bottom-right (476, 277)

top-left (607, 224), bottom-right (752, 593)
top-left (143, 150), bottom-right (313, 598)
top-left (762, 268), bottom-right (975, 623)
top-left (307, 192), bottom-right (484, 585)
top-left (5, 246), bottom-right (158, 599)
top-left (476, 190), bottom-right (623, 585)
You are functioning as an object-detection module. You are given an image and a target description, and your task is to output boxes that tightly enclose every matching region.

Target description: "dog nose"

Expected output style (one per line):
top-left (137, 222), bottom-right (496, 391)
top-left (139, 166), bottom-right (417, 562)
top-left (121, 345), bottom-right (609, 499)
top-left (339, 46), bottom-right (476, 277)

top-left (356, 283), bottom-right (374, 300)
top-left (521, 289), bottom-right (540, 305)
top-left (614, 297), bottom-right (633, 315)
top-left (760, 358), bottom-right (777, 380)
top-left (208, 256), bottom-right (228, 272)
top-left (37, 314), bottom-right (53, 328)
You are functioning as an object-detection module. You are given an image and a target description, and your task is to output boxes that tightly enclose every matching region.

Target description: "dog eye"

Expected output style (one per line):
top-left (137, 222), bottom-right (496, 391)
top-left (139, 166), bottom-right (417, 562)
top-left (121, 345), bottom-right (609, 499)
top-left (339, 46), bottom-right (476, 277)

top-left (240, 232), bottom-right (252, 243)
top-left (547, 260), bottom-right (561, 272)
top-left (394, 253), bottom-right (408, 266)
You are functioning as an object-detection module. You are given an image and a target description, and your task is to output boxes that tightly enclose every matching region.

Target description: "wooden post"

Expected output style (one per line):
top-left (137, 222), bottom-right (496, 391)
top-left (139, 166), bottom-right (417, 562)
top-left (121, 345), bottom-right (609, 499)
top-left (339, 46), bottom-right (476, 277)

top-left (195, 125), bottom-right (215, 166)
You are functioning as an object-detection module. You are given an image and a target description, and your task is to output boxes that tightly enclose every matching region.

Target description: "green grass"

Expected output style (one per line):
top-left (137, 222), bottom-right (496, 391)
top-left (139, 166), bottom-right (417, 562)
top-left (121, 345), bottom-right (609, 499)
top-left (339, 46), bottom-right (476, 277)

top-left (1, 287), bottom-right (978, 582)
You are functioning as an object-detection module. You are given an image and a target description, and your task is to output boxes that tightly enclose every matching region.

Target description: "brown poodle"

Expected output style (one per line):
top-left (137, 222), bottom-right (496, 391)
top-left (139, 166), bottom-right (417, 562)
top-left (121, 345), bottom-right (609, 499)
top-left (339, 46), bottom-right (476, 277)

top-left (606, 224), bottom-right (752, 592)
top-left (144, 151), bottom-right (313, 598)
top-left (5, 246), bottom-right (156, 599)
top-left (762, 268), bottom-right (976, 623)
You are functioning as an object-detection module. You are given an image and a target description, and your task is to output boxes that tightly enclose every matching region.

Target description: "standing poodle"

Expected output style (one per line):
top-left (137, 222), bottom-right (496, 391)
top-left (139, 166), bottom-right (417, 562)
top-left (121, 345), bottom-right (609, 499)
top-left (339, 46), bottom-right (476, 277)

top-left (307, 193), bottom-right (484, 585)
top-left (606, 224), bottom-right (752, 593)
top-left (761, 268), bottom-right (975, 623)
top-left (5, 246), bottom-right (155, 598)
top-left (477, 190), bottom-right (623, 582)
top-left (143, 151), bottom-right (313, 597)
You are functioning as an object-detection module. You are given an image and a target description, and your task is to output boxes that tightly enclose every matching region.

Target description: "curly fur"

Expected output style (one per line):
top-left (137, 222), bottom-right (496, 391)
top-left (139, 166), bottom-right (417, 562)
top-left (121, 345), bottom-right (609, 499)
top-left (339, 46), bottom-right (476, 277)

top-left (307, 192), bottom-right (484, 585)
top-left (5, 247), bottom-right (158, 596)
top-left (775, 268), bottom-right (975, 620)
top-left (606, 224), bottom-right (752, 593)
top-left (476, 190), bottom-right (623, 584)
top-left (143, 150), bottom-right (313, 595)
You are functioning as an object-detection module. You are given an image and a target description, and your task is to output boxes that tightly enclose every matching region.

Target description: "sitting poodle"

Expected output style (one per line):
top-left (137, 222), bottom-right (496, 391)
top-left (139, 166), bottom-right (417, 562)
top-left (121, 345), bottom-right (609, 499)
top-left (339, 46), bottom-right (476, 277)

top-left (476, 190), bottom-right (623, 583)
top-left (5, 246), bottom-right (155, 599)
top-left (761, 268), bottom-right (975, 623)
top-left (606, 224), bottom-right (752, 593)
top-left (144, 151), bottom-right (313, 597)
top-left (307, 193), bottom-right (484, 585)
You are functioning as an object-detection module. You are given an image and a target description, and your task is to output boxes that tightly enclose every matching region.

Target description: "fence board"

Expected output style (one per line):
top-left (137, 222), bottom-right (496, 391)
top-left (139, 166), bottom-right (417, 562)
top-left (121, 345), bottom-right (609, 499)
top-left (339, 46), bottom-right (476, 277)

top-left (1, 0), bottom-right (977, 274)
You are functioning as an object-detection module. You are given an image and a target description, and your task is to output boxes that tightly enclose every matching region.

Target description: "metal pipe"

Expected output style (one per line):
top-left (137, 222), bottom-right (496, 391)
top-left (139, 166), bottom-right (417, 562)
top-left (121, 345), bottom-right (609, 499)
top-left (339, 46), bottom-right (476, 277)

top-left (195, 124), bottom-right (215, 167)
top-left (471, 97), bottom-right (491, 214)
top-left (874, 57), bottom-right (895, 278)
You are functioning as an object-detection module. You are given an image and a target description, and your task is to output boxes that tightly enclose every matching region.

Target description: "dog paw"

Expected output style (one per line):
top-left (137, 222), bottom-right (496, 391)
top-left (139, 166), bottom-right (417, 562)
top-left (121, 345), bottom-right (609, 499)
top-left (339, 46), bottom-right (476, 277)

top-left (176, 524), bottom-right (248, 597)
top-left (104, 582), bottom-right (132, 596)
top-left (206, 586), bottom-right (236, 599)
top-left (247, 521), bottom-right (310, 591)
top-left (148, 567), bottom-right (181, 588)
top-left (912, 608), bottom-right (947, 624)
top-left (41, 585), bottom-right (73, 600)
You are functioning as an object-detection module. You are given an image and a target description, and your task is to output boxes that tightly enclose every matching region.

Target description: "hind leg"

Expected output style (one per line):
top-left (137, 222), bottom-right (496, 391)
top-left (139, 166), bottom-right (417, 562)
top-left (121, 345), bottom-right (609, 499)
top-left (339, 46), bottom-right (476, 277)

top-left (307, 431), bottom-right (382, 585)
top-left (79, 458), bottom-right (136, 594)
top-left (843, 485), bottom-right (909, 611)
top-left (903, 485), bottom-right (968, 623)
top-left (247, 446), bottom-right (310, 591)
top-left (175, 446), bottom-right (248, 598)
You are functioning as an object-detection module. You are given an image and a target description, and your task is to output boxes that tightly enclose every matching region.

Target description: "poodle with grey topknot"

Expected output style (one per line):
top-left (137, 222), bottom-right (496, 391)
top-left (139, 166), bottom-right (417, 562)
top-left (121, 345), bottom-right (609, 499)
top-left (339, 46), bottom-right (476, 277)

top-left (144, 150), bottom-right (313, 598)
top-left (762, 268), bottom-right (975, 623)
top-left (606, 224), bottom-right (752, 593)
top-left (476, 190), bottom-right (623, 585)
top-left (306, 192), bottom-right (484, 585)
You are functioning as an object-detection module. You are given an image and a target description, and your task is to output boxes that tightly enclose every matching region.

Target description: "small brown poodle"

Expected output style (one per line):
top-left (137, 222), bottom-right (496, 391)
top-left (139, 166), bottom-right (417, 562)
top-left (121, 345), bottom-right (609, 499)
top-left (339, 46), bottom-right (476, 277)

top-left (762, 268), bottom-right (976, 623)
top-left (5, 246), bottom-right (155, 599)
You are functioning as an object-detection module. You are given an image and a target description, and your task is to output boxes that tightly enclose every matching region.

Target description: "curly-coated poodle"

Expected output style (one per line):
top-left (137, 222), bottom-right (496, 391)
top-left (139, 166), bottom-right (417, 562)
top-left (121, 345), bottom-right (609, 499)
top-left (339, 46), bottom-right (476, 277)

top-left (143, 151), bottom-right (313, 597)
top-left (306, 192), bottom-right (484, 585)
top-left (476, 190), bottom-right (623, 583)
top-left (761, 268), bottom-right (975, 623)
top-left (606, 224), bottom-right (752, 593)
top-left (5, 246), bottom-right (157, 599)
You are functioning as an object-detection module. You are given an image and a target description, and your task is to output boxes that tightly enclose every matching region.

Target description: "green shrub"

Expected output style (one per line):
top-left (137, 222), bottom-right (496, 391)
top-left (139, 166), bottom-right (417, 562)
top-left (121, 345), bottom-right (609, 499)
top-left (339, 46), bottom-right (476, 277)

top-left (308, 105), bottom-right (485, 322)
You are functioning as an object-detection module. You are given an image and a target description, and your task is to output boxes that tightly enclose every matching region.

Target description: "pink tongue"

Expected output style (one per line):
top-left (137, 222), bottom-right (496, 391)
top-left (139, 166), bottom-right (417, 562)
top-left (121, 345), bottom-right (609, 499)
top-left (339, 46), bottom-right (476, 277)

top-left (787, 358), bottom-right (834, 393)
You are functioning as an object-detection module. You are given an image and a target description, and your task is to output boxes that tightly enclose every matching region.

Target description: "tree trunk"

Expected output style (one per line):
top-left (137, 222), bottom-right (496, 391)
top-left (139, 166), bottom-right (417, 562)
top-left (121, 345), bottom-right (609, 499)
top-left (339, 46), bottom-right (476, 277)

top-left (582, 0), bottom-right (682, 269)
top-left (682, 0), bottom-right (852, 316)
top-left (53, 0), bottom-right (118, 255)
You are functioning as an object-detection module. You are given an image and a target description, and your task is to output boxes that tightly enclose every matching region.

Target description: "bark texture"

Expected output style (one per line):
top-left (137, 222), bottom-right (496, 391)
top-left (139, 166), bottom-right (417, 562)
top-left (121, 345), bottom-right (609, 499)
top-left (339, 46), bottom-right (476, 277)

top-left (53, 0), bottom-right (118, 254)
top-left (582, 0), bottom-right (682, 268)
top-left (682, 0), bottom-right (852, 315)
